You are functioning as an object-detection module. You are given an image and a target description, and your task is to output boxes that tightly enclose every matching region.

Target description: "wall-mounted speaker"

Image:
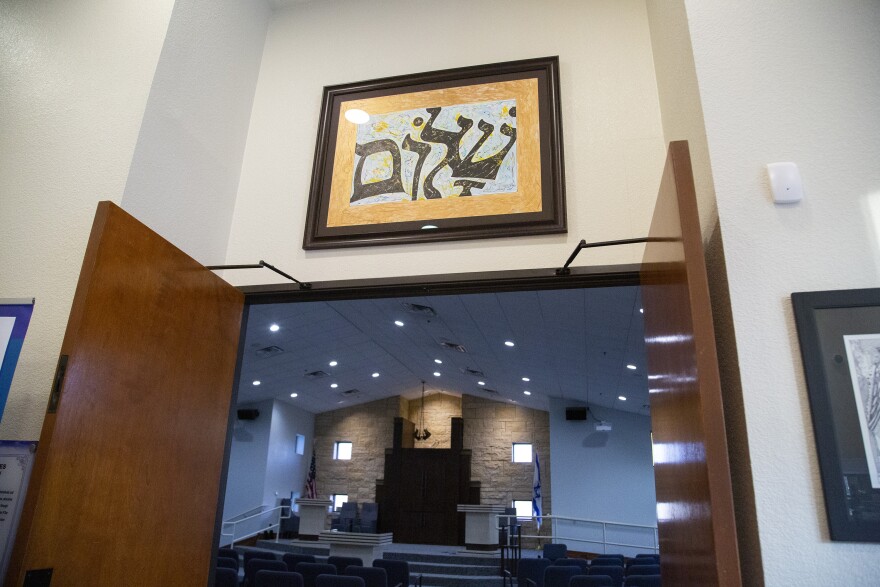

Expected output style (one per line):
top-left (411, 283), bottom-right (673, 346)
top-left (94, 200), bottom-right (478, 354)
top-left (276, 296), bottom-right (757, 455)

top-left (237, 408), bottom-right (260, 420)
top-left (565, 406), bottom-right (587, 421)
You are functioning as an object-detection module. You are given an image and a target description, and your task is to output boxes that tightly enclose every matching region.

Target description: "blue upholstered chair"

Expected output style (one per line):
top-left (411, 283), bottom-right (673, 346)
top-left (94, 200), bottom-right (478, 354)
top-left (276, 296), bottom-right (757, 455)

top-left (589, 565), bottom-right (624, 586)
top-left (591, 557), bottom-right (624, 568)
top-left (552, 558), bottom-right (589, 572)
top-left (345, 565), bottom-right (387, 587)
top-left (570, 576), bottom-right (614, 587)
top-left (217, 556), bottom-right (238, 571)
top-left (542, 543), bottom-right (568, 561)
top-left (315, 576), bottom-right (366, 587)
top-left (625, 565), bottom-right (660, 576)
top-left (214, 567), bottom-right (239, 587)
top-left (255, 569), bottom-right (306, 587)
top-left (372, 558), bottom-right (411, 587)
top-left (327, 556), bottom-right (363, 575)
top-left (283, 553), bottom-right (316, 570)
top-left (246, 559), bottom-right (288, 586)
top-left (624, 575), bottom-right (661, 587)
top-left (295, 562), bottom-right (338, 587)
top-left (517, 557), bottom-right (552, 587)
top-left (218, 547), bottom-right (238, 562)
top-left (543, 564), bottom-right (581, 587)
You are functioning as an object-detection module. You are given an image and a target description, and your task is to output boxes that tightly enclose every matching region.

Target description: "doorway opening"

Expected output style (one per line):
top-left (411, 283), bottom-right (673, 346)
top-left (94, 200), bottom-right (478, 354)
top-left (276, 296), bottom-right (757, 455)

top-left (220, 264), bottom-right (659, 557)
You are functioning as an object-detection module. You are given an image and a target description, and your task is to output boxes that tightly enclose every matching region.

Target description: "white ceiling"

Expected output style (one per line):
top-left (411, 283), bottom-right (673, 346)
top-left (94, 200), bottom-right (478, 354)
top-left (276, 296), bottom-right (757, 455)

top-left (237, 285), bottom-right (649, 417)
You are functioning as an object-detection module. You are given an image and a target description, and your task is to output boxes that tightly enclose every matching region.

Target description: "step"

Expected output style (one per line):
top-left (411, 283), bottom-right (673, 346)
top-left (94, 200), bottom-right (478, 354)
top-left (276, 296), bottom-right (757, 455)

top-left (413, 572), bottom-right (506, 587)
top-left (252, 541), bottom-right (330, 556)
top-left (408, 560), bottom-right (502, 576)
top-left (383, 551), bottom-right (502, 567)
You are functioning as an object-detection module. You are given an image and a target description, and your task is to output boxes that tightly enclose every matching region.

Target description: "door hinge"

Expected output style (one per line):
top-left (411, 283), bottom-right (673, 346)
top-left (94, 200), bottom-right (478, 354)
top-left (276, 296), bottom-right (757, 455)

top-left (47, 355), bottom-right (68, 414)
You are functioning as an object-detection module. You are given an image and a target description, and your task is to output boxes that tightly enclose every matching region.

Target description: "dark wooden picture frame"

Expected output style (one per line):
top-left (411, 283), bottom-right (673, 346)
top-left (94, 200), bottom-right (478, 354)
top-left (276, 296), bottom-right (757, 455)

top-left (303, 56), bottom-right (566, 250)
top-left (792, 287), bottom-right (880, 541)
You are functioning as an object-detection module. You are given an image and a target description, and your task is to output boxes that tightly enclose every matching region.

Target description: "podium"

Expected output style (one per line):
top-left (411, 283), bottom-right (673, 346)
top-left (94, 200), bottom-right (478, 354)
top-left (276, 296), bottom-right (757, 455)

top-left (457, 504), bottom-right (507, 552)
top-left (295, 498), bottom-right (332, 540)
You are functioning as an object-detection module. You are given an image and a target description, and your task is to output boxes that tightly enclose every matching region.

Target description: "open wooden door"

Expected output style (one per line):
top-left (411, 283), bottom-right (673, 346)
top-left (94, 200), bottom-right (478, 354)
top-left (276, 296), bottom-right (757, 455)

top-left (641, 142), bottom-right (742, 585)
top-left (7, 202), bottom-right (244, 586)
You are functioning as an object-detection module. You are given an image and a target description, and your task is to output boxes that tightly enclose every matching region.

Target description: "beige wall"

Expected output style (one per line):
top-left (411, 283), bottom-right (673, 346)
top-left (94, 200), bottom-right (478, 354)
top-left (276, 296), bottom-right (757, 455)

top-left (313, 396), bottom-right (406, 503)
top-left (408, 393), bottom-right (462, 449)
top-left (462, 394), bottom-right (552, 541)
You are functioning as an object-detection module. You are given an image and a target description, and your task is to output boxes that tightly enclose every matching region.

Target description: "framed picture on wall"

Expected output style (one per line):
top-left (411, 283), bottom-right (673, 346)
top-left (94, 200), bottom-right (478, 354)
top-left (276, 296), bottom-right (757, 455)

top-left (792, 287), bottom-right (880, 542)
top-left (302, 56), bottom-right (566, 249)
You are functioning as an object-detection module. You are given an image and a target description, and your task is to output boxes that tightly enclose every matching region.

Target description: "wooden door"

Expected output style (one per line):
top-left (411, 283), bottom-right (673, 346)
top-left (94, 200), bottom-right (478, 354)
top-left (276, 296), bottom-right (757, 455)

top-left (641, 142), bottom-right (742, 585)
top-left (7, 203), bottom-right (244, 587)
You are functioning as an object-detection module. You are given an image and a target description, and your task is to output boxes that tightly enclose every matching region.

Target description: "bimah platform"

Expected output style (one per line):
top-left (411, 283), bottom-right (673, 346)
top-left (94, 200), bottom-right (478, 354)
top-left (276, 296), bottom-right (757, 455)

top-left (318, 530), bottom-right (394, 560)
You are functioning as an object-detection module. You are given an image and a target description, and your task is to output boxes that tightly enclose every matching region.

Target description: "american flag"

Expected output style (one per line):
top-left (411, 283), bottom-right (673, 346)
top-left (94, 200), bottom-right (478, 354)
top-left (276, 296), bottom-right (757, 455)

top-left (305, 450), bottom-right (318, 498)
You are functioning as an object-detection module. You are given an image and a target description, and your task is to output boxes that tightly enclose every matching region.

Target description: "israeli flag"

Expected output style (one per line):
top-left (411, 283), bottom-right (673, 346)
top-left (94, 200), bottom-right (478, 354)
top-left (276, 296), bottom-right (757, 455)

top-left (532, 451), bottom-right (543, 529)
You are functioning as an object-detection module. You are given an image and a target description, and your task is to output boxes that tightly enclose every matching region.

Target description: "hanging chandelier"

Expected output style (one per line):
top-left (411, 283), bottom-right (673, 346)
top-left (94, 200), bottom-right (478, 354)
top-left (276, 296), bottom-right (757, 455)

top-left (414, 380), bottom-right (431, 441)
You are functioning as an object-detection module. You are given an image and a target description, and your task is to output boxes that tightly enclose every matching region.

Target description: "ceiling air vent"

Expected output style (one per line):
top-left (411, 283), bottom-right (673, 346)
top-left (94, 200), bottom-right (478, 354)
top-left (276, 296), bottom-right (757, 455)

top-left (403, 302), bottom-right (437, 317)
top-left (481, 387), bottom-right (499, 395)
top-left (254, 345), bottom-right (284, 358)
top-left (461, 367), bottom-right (485, 377)
top-left (439, 340), bottom-right (468, 353)
top-left (304, 370), bottom-right (329, 379)
top-left (341, 389), bottom-right (361, 397)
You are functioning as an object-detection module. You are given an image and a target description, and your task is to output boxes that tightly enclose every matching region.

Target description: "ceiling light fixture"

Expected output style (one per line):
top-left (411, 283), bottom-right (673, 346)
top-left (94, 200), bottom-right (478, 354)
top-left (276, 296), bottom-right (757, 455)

top-left (477, 381), bottom-right (486, 386)
top-left (329, 360), bottom-right (338, 367)
top-left (618, 395), bottom-right (627, 401)
top-left (414, 380), bottom-right (432, 442)
top-left (504, 341), bottom-right (515, 347)
top-left (627, 364), bottom-right (637, 370)
top-left (433, 372), bottom-right (441, 377)
top-left (252, 380), bottom-right (261, 386)
top-left (522, 377), bottom-right (530, 382)
top-left (269, 324), bottom-right (280, 332)
top-left (394, 320), bottom-right (404, 326)
top-left (523, 391), bottom-right (531, 396)
top-left (434, 359), bottom-right (442, 364)
top-left (372, 372), bottom-right (380, 378)
top-left (640, 308), bottom-right (644, 314)
top-left (331, 383), bottom-right (338, 389)
top-left (290, 393), bottom-right (298, 398)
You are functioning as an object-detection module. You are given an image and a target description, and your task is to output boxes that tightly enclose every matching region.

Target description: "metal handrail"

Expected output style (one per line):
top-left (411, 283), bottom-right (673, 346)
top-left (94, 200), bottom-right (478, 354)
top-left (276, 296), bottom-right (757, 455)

top-left (500, 513), bottom-right (659, 554)
top-left (220, 504), bottom-right (291, 547)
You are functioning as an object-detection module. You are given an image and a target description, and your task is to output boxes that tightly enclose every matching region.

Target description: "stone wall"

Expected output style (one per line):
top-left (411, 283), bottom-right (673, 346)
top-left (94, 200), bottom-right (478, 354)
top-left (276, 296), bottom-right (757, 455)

top-left (408, 392), bottom-right (462, 449)
top-left (313, 396), bottom-right (406, 503)
top-left (462, 394), bottom-right (552, 542)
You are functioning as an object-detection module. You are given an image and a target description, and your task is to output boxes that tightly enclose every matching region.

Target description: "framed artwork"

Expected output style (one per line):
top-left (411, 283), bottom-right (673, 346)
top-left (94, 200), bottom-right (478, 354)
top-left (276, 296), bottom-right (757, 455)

top-left (303, 56), bottom-right (566, 249)
top-left (792, 287), bottom-right (880, 541)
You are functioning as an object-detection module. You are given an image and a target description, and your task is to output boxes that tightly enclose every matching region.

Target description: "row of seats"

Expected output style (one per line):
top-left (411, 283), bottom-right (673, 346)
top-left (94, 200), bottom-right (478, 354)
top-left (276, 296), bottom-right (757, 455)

top-left (215, 550), bottom-right (414, 587)
top-left (519, 553), bottom-right (661, 587)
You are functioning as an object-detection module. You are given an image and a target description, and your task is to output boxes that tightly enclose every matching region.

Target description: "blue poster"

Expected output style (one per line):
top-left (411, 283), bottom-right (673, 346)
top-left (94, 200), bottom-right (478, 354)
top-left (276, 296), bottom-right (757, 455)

top-left (0, 299), bottom-right (34, 421)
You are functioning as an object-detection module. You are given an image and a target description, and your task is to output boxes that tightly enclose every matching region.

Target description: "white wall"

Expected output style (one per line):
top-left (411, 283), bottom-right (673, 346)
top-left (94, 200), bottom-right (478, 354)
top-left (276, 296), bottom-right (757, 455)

top-left (0, 0), bottom-right (175, 440)
top-left (263, 400), bottom-right (315, 506)
top-left (121, 0), bottom-right (271, 265)
top-left (224, 0), bottom-right (667, 284)
top-left (222, 399), bottom-right (273, 520)
top-left (549, 398), bottom-right (657, 554)
top-left (683, 1), bottom-right (880, 584)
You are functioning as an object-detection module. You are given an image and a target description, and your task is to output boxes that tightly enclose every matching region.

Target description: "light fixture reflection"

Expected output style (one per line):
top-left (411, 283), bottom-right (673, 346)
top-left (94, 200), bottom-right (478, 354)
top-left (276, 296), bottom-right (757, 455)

top-left (344, 109), bottom-right (370, 124)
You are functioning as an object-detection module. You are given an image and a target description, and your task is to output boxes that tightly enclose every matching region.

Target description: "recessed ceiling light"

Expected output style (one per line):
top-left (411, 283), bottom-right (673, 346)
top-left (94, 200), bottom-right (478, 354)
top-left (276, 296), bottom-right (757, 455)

top-left (627, 364), bottom-right (637, 370)
top-left (522, 377), bottom-right (530, 382)
top-left (331, 383), bottom-right (338, 389)
top-left (421, 225), bottom-right (438, 230)
top-left (372, 372), bottom-right (380, 378)
top-left (619, 395), bottom-right (627, 401)
top-left (478, 381), bottom-right (486, 386)
top-left (504, 341), bottom-right (515, 347)
top-left (433, 372), bottom-right (441, 377)
top-left (290, 393), bottom-right (298, 398)
top-left (523, 391), bottom-right (531, 396)
top-left (329, 360), bottom-right (338, 367)
top-left (337, 400), bottom-right (344, 404)
top-left (344, 108), bottom-right (370, 124)
top-left (394, 320), bottom-right (404, 327)
top-left (252, 380), bottom-right (261, 386)
top-left (434, 359), bottom-right (442, 364)
top-left (640, 308), bottom-right (644, 314)
top-left (269, 323), bottom-right (280, 332)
